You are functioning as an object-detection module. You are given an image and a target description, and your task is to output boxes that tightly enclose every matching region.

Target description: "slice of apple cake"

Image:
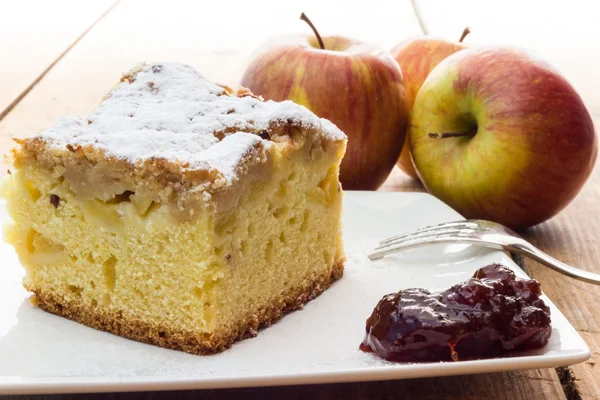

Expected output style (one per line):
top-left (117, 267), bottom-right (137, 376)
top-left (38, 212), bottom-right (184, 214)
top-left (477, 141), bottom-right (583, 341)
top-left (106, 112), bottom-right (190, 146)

top-left (3, 62), bottom-right (346, 354)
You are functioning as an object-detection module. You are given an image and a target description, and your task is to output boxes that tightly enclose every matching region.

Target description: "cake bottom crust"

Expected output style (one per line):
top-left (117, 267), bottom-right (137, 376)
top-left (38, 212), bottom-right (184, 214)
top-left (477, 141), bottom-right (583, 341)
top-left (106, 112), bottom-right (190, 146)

top-left (30, 260), bottom-right (344, 355)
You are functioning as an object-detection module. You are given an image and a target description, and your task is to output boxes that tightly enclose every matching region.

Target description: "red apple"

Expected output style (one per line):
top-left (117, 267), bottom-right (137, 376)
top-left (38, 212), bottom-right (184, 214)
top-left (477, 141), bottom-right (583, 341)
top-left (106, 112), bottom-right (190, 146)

top-left (240, 14), bottom-right (408, 190)
top-left (409, 47), bottom-right (597, 230)
top-left (391, 29), bottom-right (470, 180)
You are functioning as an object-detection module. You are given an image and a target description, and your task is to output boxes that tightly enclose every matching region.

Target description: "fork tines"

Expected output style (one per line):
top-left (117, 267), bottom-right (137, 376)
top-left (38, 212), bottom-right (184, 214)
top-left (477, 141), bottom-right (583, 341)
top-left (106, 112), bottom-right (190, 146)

top-left (368, 220), bottom-right (479, 260)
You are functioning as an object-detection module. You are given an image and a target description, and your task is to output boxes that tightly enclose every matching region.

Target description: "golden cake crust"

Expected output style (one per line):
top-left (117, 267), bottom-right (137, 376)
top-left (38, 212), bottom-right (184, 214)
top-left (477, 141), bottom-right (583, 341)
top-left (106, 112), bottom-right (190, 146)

top-left (11, 62), bottom-right (345, 197)
top-left (10, 63), bottom-right (347, 218)
top-left (30, 260), bottom-right (344, 355)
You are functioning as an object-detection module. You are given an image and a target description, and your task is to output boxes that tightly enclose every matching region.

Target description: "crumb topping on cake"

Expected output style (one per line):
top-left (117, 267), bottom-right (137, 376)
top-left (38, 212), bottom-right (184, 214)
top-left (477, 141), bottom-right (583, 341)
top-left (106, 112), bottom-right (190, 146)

top-left (33, 62), bottom-right (345, 184)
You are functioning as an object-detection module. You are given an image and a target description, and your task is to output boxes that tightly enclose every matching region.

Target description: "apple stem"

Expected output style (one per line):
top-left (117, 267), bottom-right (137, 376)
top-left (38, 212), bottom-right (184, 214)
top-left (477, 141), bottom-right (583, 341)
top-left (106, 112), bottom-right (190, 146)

top-left (428, 132), bottom-right (473, 139)
top-left (458, 27), bottom-right (471, 43)
top-left (300, 12), bottom-right (325, 50)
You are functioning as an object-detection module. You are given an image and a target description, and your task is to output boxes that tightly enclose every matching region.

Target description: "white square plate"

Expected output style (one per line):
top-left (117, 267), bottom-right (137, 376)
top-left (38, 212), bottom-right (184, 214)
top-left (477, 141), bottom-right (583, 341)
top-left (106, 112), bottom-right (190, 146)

top-left (0, 192), bottom-right (590, 395)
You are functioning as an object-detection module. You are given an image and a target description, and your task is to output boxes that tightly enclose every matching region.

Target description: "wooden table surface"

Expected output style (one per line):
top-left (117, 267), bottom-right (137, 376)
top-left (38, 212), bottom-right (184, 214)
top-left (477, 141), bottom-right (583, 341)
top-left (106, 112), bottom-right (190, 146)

top-left (1, 1), bottom-right (598, 399)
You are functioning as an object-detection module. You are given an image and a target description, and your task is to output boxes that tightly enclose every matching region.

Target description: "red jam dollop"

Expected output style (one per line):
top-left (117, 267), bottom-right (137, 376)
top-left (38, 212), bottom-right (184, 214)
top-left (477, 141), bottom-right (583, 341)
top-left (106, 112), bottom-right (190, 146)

top-left (360, 264), bottom-right (551, 362)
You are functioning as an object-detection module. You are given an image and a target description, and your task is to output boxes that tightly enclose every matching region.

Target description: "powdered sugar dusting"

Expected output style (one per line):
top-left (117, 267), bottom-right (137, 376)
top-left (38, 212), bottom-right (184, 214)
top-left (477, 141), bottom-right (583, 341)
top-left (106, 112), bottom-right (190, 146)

top-left (37, 62), bottom-right (345, 182)
top-left (198, 132), bottom-right (263, 184)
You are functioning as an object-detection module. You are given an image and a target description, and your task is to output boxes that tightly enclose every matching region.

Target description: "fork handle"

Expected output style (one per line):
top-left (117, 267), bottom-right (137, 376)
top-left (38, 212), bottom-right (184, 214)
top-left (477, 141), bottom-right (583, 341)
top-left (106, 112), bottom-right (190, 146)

top-left (510, 242), bottom-right (600, 285)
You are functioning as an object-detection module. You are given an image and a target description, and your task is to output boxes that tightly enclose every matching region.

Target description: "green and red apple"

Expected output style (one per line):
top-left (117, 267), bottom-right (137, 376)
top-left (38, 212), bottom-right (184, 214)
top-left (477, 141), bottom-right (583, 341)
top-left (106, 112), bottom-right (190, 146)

top-left (241, 15), bottom-right (409, 190)
top-left (409, 47), bottom-right (597, 230)
top-left (391, 29), bottom-right (470, 179)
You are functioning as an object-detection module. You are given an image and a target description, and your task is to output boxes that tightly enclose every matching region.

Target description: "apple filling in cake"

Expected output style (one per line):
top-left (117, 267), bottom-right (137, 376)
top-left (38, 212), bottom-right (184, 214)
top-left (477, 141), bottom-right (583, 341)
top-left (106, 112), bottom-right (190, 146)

top-left (3, 63), bottom-right (346, 354)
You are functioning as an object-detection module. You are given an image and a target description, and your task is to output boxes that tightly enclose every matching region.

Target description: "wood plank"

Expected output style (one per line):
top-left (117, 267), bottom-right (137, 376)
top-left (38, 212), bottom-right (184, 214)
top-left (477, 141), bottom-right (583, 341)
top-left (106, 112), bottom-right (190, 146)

top-left (0, 0), bottom-right (117, 118)
top-left (519, 139), bottom-right (600, 398)
top-left (0, 370), bottom-right (566, 400)
top-left (0, 0), bottom-right (422, 149)
top-left (381, 167), bottom-right (426, 192)
top-left (414, 0), bottom-right (600, 117)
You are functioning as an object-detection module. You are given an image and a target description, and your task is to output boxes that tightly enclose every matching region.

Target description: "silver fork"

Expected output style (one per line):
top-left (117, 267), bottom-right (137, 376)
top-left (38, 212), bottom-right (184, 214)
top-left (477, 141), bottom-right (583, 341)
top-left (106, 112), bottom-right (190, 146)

top-left (368, 219), bottom-right (600, 285)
